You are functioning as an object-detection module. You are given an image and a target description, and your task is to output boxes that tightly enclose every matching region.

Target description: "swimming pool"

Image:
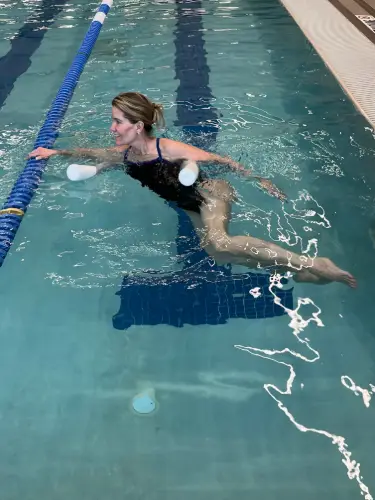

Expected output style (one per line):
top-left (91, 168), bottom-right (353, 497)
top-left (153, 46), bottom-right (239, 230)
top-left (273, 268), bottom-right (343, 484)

top-left (0, 0), bottom-right (375, 498)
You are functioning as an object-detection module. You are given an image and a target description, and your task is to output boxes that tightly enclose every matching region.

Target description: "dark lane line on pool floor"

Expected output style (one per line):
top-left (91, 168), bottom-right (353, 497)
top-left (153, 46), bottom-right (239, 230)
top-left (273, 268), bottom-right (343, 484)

top-left (112, 0), bottom-right (293, 330)
top-left (0, 0), bottom-right (70, 111)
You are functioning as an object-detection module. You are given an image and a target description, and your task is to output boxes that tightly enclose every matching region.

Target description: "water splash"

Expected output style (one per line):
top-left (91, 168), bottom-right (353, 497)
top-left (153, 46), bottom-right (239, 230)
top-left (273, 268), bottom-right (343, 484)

top-left (235, 190), bottom-right (330, 265)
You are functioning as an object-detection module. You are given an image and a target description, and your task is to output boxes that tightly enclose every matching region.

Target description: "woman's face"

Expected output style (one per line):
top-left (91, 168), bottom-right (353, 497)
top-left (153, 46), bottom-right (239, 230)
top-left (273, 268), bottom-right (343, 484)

top-left (110, 106), bottom-right (139, 146)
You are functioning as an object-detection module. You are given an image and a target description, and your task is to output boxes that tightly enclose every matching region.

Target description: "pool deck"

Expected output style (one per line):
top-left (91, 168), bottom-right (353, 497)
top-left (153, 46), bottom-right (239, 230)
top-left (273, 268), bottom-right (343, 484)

top-left (279, 0), bottom-right (375, 129)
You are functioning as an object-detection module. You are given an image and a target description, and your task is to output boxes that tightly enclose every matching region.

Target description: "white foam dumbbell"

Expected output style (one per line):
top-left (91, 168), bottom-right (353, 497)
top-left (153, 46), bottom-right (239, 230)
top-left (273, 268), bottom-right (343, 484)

top-left (178, 160), bottom-right (199, 186)
top-left (66, 164), bottom-right (98, 181)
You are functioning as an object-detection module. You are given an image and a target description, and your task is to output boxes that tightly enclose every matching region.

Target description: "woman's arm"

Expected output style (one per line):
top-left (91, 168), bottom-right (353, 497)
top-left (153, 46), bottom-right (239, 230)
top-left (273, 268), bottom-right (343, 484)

top-left (161, 139), bottom-right (251, 176)
top-left (162, 139), bottom-right (287, 201)
top-left (28, 145), bottom-right (127, 164)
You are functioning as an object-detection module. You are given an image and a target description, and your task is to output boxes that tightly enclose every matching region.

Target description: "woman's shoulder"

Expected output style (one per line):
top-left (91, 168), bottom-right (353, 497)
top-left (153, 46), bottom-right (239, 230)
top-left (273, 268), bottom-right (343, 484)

top-left (159, 137), bottom-right (180, 150)
top-left (159, 137), bottom-right (211, 162)
top-left (159, 138), bottom-right (193, 158)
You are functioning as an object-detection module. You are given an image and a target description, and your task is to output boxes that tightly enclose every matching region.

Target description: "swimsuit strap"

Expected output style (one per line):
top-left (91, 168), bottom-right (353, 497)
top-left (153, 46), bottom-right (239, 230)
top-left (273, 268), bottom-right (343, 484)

top-left (124, 139), bottom-right (162, 162)
top-left (124, 146), bottom-right (131, 160)
top-left (156, 138), bottom-right (163, 161)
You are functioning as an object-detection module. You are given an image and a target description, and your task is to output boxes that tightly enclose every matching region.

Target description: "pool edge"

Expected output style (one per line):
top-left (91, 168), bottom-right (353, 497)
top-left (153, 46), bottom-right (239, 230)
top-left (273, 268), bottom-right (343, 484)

top-left (279, 0), bottom-right (375, 130)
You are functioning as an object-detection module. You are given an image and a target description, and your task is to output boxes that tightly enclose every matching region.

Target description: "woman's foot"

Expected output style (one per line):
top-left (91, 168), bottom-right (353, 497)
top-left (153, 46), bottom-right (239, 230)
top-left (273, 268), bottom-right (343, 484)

top-left (310, 257), bottom-right (357, 288)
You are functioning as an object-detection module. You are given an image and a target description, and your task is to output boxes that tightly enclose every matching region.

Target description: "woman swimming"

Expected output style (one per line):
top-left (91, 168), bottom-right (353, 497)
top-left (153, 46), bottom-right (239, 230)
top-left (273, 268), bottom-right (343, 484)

top-left (29, 91), bottom-right (356, 287)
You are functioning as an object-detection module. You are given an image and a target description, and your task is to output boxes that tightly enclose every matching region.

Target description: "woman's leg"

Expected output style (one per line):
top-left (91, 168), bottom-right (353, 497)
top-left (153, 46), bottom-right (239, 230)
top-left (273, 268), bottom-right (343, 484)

top-left (187, 180), bottom-right (356, 287)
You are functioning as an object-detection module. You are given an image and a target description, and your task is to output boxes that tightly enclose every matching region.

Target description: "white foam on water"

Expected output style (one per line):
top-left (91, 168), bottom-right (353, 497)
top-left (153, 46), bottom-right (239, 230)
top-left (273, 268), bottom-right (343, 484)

top-left (341, 376), bottom-right (375, 409)
top-left (249, 287), bottom-right (261, 298)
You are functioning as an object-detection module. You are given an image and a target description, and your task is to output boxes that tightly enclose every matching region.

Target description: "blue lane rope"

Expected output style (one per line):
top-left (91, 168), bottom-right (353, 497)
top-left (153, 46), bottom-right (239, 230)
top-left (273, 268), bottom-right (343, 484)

top-left (0, 0), bottom-right (113, 267)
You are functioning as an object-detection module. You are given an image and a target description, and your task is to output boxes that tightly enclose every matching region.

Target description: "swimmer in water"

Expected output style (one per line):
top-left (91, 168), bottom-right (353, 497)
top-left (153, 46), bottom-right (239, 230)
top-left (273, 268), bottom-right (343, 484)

top-left (29, 91), bottom-right (356, 287)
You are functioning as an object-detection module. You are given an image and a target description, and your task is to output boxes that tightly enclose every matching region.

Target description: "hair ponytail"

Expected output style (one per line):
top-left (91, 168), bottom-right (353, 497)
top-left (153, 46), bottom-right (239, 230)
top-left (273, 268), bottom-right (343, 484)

top-left (152, 102), bottom-right (165, 129)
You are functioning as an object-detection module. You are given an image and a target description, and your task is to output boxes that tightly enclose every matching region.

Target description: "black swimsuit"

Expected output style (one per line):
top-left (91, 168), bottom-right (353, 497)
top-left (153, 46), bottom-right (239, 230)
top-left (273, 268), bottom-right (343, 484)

top-left (123, 138), bottom-right (205, 214)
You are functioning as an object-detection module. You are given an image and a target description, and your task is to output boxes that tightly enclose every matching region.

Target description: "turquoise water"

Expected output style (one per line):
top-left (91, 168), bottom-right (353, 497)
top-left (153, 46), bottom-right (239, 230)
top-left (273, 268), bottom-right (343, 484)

top-left (1, 0), bottom-right (375, 498)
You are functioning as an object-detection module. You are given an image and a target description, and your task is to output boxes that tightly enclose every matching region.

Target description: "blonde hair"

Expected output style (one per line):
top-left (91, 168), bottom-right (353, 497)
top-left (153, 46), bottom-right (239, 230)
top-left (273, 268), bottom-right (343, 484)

top-left (112, 92), bottom-right (165, 135)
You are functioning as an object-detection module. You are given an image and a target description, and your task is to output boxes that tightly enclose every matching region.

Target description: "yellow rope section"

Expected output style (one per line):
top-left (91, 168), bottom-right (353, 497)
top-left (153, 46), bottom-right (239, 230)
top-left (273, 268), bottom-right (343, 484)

top-left (0, 208), bottom-right (25, 217)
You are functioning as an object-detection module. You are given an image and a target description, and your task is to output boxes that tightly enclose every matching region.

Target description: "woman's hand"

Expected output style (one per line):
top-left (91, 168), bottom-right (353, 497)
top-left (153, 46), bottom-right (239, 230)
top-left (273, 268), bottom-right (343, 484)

top-left (28, 147), bottom-right (57, 160)
top-left (257, 178), bottom-right (287, 202)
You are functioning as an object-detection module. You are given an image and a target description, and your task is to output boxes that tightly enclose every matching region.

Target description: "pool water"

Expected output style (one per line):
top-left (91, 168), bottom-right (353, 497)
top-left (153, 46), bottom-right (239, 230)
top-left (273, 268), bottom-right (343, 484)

top-left (0, 0), bottom-right (375, 498)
